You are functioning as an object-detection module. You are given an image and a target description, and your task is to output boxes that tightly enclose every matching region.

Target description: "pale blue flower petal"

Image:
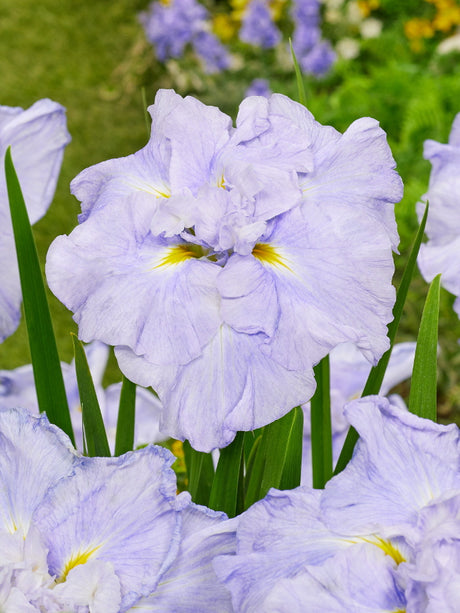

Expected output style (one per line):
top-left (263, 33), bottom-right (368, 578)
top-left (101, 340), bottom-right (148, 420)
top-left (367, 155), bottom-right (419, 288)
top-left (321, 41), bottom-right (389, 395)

top-left (46, 198), bottom-right (222, 366)
top-left (0, 105), bottom-right (23, 130)
top-left (0, 227), bottom-right (22, 342)
top-left (0, 99), bottom-right (70, 341)
top-left (398, 493), bottom-right (460, 610)
top-left (218, 203), bottom-right (395, 372)
top-left (0, 98), bottom-right (70, 224)
top-left (262, 544), bottom-right (406, 613)
top-left (417, 114), bottom-right (460, 246)
top-left (301, 342), bottom-right (415, 486)
top-left (322, 396), bottom-right (460, 535)
top-left (265, 94), bottom-right (403, 250)
top-left (418, 237), bottom-right (460, 317)
top-left (0, 526), bottom-right (53, 604)
top-left (214, 487), bottom-right (348, 611)
top-left (231, 96), bottom-right (314, 174)
top-left (50, 560), bottom-right (122, 613)
top-left (133, 505), bottom-right (236, 611)
top-left (33, 445), bottom-right (181, 610)
top-left (116, 325), bottom-right (315, 451)
top-left (217, 255), bottom-right (279, 337)
top-left (71, 90), bottom-right (184, 222)
top-left (0, 408), bottom-right (79, 536)
top-left (417, 113), bottom-right (460, 318)
top-left (155, 91), bottom-right (232, 193)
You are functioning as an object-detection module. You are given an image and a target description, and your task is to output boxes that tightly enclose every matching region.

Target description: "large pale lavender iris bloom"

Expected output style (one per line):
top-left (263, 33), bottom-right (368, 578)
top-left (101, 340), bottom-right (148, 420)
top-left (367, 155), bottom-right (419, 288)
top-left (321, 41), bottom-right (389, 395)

top-left (47, 89), bottom-right (402, 451)
top-left (0, 99), bottom-right (70, 342)
top-left (417, 113), bottom-right (460, 318)
top-left (0, 408), bottom-right (235, 612)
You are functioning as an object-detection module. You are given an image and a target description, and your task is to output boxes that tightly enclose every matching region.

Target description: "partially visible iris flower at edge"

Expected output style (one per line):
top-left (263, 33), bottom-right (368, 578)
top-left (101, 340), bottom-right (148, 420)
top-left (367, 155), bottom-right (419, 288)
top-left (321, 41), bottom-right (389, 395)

top-left (0, 99), bottom-right (70, 342)
top-left (46, 89), bottom-right (403, 452)
top-left (417, 112), bottom-right (460, 319)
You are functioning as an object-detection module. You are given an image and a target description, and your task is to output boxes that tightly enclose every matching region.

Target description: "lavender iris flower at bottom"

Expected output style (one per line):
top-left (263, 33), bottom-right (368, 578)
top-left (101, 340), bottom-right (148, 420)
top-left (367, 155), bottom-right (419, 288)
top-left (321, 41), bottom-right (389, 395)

top-left (0, 99), bottom-right (70, 342)
top-left (301, 341), bottom-right (416, 486)
top-left (214, 397), bottom-right (460, 611)
top-left (0, 408), bottom-right (235, 612)
top-left (417, 112), bottom-right (460, 319)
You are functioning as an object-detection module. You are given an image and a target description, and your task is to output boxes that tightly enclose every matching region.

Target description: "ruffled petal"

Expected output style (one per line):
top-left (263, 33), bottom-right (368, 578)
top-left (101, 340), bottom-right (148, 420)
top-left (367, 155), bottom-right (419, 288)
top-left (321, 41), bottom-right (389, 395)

top-left (33, 445), bottom-right (182, 610)
top-left (321, 396), bottom-right (460, 535)
top-left (0, 98), bottom-right (70, 224)
top-left (46, 198), bottom-right (222, 366)
top-left (116, 325), bottom-right (315, 451)
top-left (0, 408), bottom-right (79, 536)
top-left (134, 505), bottom-right (236, 611)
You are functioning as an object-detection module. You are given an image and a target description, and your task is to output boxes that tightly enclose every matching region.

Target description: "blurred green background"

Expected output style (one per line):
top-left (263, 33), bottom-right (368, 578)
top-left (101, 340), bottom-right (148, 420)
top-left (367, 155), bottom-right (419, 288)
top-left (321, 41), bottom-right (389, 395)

top-left (1, 0), bottom-right (459, 419)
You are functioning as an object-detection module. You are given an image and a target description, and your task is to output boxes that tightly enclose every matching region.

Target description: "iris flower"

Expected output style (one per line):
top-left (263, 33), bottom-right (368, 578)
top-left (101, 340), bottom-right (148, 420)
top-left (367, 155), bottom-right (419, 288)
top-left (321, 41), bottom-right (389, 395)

top-left (0, 408), bottom-right (235, 612)
top-left (0, 99), bottom-right (70, 342)
top-left (417, 112), bottom-right (460, 319)
top-left (215, 397), bottom-right (460, 611)
top-left (46, 89), bottom-right (403, 451)
top-left (139, 0), bottom-right (230, 73)
top-left (240, 0), bottom-right (281, 49)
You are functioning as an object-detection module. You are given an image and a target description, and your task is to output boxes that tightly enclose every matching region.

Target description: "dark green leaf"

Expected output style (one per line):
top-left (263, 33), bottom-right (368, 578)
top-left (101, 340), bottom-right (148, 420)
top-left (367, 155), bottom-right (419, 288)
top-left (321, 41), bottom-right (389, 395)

top-left (409, 274), bottom-right (440, 421)
top-left (183, 441), bottom-right (215, 506)
top-left (289, 39), bottom-right (307, 106)
top-left (334, 202), bottom-right (429, 476)
top-left (114, 376), bottom-right (136, 456)
top-left (244, 406), bottom-right (304, 510)
top-left (4, 148), bottom-right (74, 444)
top-left (243, 432), bottom-right (262, 494)
top-left (278, 406), bottom-right (304, 491)
top-left (310, 356), bottom-right (332, 489)
top-left (72, 334), bottom-right (110, 457)
top-left (209, 432), bottom-right (245, 517)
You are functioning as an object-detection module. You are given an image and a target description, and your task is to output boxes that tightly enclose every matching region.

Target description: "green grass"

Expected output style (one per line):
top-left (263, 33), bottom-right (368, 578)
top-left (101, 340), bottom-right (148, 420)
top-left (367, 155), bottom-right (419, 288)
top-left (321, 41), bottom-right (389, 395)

top-left (1, 0), bottom-right (460, 417)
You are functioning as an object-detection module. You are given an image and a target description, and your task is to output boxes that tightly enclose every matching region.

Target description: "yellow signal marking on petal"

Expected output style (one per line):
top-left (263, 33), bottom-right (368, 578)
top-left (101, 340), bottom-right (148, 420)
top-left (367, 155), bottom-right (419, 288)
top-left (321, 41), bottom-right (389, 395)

top-left (217, 173), bottom-right (226, 189)
top-left (374, 536), bottom-right (406, 565)
top-left (153, 244), bottom-right (203, 269)
top-left (358, 536), bottom-right (406, 565)
top-left (58, 544), bottom-right (102, 583)
top-left (7, 515), bottom-right (18, 534)
top-left (252, 243), bottom-right (292, 272)
top-left (122, 176), bottom-right (171, 199)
